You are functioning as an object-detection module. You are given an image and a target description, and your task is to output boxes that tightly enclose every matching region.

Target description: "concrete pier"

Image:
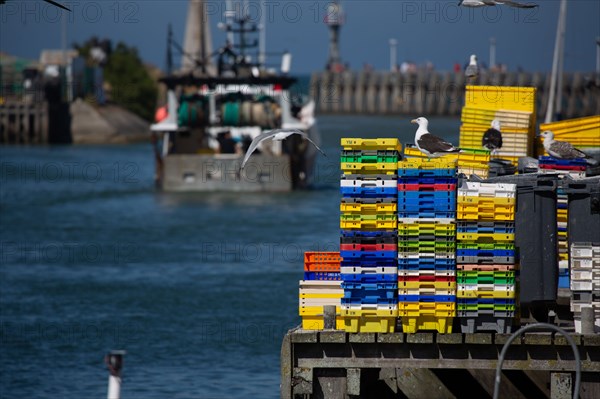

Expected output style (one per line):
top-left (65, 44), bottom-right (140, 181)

top-left (310, 71), bottom-right (600, 119)
top-left (281, 329), bottom-right (600, 398)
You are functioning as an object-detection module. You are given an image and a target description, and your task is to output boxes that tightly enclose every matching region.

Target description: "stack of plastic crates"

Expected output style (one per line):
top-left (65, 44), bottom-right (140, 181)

top-left (456, 182), bottom-right (518, 333)
top-left (537, 115), bottom-right (600, 157)
top-left (460, 85), bottom-right (537, 166)
top-left (397, 157), bottom-right (458, 334)
top-left (538, 156), bottom-right (587, 179)
top-left (299, 252), bottom-right (343, 330)
top-left (404, 145), bottom-right (491, 179)
top-left (557, 188), bottom-right (570, 288)
top-left (339, 138), bottom-right (401, 333)
top-left (537, 157), bottom-right (587, 289)
top-left (570, 243), bottom-right (600, 333)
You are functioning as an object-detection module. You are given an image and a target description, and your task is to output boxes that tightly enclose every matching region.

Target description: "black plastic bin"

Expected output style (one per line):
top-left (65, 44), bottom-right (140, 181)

top-left (562, 176), bottom-right (600, 246)
top-left (486, 174), bottom-right (559, 305)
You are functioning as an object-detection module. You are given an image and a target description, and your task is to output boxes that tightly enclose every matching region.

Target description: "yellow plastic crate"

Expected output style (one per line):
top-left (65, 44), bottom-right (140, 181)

top-left (302, 316), bottom-right (345, 330)
top-left (458, 196), bottom-right (516, 205)
top-left (341, 162), bottom-right (397, 174)
top-left (398, 158), bottom-right (458, 170)
top-left (300, 305), bottom-right (342, 316)
top-left (300, 292), bottom-right (344, 299)
top-left (464, 86), bottom-right (537, 113)
top-left (342, 307), bottom-right (398, 333)
top-left (458, 167), bottom-right (489, 179)
top-left (457, 149), bottom-right (491, 163)
top-left (341, 138), bottom-right (402, 152)
top-left (340, 202), bottom-right (397, 213)
top-left (401, 316), bottom-right (453, 333)
top-left (340, 220), bottom-right (397, 229)
top-left (398, 302), bottom-right (455, 317)
top-left (398, 281), bottom-right (457, 290)
top-left (457, 290), bottom-right (516, 299)
top-left (397, 222), bottom-right (456, 235)
top-left (457, 205), bottom-right (515, 221)
top-left (457, 232), bottom-right (515, 242)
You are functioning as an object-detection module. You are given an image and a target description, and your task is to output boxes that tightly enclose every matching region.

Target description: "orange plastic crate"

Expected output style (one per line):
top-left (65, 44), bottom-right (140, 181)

top-left (304, 252), bottom-right (342, 272)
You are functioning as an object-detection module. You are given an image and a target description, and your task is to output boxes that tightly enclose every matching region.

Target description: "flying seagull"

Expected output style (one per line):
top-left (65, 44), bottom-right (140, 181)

top-left (240, 129), bottom-right (325, 169)
top-left (43, 0), bottom-right (70, 10)
top-left (465, 54), bottom-right (479, 82)
top-left (0, 0), bottom-right (70, 10)
top-left (482, 119), bottom-right (503, 154)
top-left (412, 117), bottom-right (460, 158)
top-left (540, 131), bottom-right (598, 164)
top-left (458, 0), bottom-right (538, 8)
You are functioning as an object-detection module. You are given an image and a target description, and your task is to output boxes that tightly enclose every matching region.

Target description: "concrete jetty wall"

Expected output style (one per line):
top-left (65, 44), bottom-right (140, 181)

top-left (310, 71), bottom-right (600, 119)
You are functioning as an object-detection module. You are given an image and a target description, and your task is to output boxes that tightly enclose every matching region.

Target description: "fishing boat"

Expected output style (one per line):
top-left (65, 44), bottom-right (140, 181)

top-left (150, 7), bottom-right (319, 192)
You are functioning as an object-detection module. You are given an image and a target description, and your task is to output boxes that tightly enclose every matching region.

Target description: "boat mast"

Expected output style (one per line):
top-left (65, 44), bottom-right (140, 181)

top-left (259, 0), bottom-right (266, 69)
top-left (545, 0), bottom-right (567, 124)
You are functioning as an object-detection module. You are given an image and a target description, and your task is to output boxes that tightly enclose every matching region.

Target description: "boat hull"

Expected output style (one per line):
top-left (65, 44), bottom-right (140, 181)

top-left (160, 154), bottom-right (293, 192)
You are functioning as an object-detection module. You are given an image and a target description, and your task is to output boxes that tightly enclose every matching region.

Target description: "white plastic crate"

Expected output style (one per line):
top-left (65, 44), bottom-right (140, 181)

top-left (340, 179), bottom-right (397, 188)
top-left (458, 182), bottom-right (516, 198)
top-left (458, 283), bottom-right (515, 292)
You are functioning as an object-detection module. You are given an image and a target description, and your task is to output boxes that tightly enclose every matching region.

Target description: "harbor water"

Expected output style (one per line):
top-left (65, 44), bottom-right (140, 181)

top-left (0, 115), bottom-right (460, 398)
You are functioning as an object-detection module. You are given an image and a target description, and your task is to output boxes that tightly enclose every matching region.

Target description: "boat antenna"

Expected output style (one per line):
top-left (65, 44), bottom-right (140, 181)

top-left (166, 24), bottom-right (173, 75)
top-left (545, 0), bottom-right (567, 123)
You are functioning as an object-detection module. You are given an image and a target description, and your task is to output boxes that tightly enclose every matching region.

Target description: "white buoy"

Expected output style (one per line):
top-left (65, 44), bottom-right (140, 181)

top-left (106, 350), bottom-right (126, 399)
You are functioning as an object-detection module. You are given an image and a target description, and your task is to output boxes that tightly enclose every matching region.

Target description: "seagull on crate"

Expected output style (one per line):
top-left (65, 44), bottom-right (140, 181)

top-left (411, 117), bottom-right (461, 158)
top-left (240, 129), bottom-right (325, 170)
top-left (482, 119), bottom-right (503, 155)
top-left (539, 131), bottom-right (598, 165)
top-left (458, 0), bottom-right (538, 8)
top-left (465, 55), bottom-right (479, 83)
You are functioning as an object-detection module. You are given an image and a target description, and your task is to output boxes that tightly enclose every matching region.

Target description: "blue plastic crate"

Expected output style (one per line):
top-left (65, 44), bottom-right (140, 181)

top-left (341, 186), bottom-right (397, 198)
top-left (398, 168), bottom-right (457, 177)
top-left (341, 230), bottom-right (397, 238)
top-left (340, 250), bottom-right (397, 260)
top-left (397, 177), bottom-right (458, 185)
top-left (304, 272), bottom-right (342, 281)
top-left (557, 202), bottom-right (568, 210)
top-left (341, 259), bottom-right (398, 268)
top-left (558, 226), bottom-right (567, 232)
top-left (397, 200), bottom-right (457, 213)
top-left (538, 156), bottom-right (587, 166)
top-left (397, 257), bottom-right (456, 268)
top-left (341, 273), bottom-right (397, 283)
top-left (398, 294), bottom-right (456, 302)
top-left (341, 297), bottom-right (397, 306)
top-left (398, 211), bottom-right (457, 218)
top-left (342, 282), bottom-right (397, 291)
top-left (457, 222), bottom-right (515, 234)
top-left (558, 274), bottom-right (570, 289)
top-left (397, 191), bottom-right (457, 200)
top-left (457, 249), bottom-right (516, 257)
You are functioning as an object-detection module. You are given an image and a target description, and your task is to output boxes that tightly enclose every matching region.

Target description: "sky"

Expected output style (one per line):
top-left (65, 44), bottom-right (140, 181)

top-left (1, 0), bottom-right (599, 74)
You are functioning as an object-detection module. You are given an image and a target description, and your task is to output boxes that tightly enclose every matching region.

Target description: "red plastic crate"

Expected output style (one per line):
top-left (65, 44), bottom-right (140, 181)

top-left (538, 164), bottom-right (586, 171)
top-left (397, 183), bottom-right (457, 192)
top-left (304, 252), bottom-right (342, 272)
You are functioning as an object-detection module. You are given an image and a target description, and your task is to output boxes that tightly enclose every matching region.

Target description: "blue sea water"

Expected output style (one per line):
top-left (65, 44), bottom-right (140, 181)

top-left (0, 115), bottom-right (460, 398)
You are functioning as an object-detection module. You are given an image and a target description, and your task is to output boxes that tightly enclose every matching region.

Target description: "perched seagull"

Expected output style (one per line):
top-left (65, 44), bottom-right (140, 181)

top-left (482, 119), bottom-right (503, 154)
top-left (458, 0), bottom-right (538, 8)
top-left (540, 131), bottom-right (598, 164)
top-left (465, 55), bottom-right (479, 82)
top-left (411, 117), bottom-right (460, 158)
top-left (240, 129), bottom-right (325, 169)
